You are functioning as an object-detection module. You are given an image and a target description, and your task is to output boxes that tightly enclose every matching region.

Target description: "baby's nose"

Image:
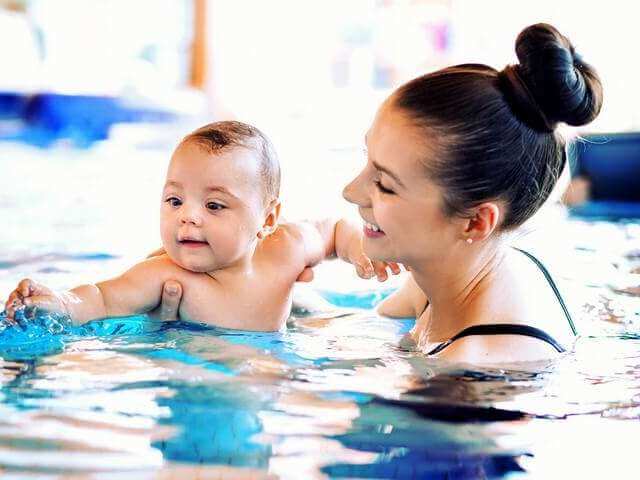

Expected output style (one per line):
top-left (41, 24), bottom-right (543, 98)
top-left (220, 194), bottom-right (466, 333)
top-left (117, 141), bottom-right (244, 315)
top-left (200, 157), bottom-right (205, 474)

top-left (180, 208), bottom-right (202, 226)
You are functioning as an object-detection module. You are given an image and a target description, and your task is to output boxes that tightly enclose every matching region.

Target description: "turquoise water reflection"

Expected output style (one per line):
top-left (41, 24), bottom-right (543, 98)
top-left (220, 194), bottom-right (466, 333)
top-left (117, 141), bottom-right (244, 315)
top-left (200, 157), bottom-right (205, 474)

top-left (1, 284), bottom-right (640, 479)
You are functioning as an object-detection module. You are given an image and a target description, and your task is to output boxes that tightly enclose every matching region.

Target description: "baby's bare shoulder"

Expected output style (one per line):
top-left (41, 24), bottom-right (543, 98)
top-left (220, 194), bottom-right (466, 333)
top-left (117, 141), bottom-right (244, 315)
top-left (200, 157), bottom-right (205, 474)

top-left (261, 224), bottom-right (305, 255)
top-left (130, 255), bottom-right (209, 284)
top-left (255, 225), bottom-right (306, 275)
top-left (136, 254), bottom-right (185, 274)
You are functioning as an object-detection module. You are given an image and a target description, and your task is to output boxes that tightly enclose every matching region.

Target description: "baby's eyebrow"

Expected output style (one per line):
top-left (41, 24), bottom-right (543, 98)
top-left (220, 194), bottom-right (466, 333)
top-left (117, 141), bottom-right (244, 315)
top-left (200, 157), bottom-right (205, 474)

top-left (164, 180), bottom-right (182, 189)
top-left (205, 185), bottom-right (238, 199)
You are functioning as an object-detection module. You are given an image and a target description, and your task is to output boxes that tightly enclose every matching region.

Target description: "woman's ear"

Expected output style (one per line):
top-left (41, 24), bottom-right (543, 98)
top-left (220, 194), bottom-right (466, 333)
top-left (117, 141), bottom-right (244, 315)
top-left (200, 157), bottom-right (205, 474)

top-left (261, 200), bottom-right (281, 237)
top-left (462, 201), bottom-right (501, 243)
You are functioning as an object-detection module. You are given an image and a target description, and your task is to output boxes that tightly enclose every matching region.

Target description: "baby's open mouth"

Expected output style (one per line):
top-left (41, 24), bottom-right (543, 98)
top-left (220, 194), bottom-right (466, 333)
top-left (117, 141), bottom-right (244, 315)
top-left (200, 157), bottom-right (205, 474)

top-left (179, 239), bottom-right (208, 247)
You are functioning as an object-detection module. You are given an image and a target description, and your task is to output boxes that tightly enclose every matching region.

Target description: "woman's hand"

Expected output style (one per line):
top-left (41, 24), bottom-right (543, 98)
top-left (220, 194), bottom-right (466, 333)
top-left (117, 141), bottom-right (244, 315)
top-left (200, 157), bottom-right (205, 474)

top-left (157, 281), bottom-right (183, 321)
top-left (346, 238), bottom-right (401, 282)
top-left (156, 266), bottom-right (314, 322)
top-left (296, 266), bottom-right (314, 282)
top-left (147, 246), bottom-right (181, 321)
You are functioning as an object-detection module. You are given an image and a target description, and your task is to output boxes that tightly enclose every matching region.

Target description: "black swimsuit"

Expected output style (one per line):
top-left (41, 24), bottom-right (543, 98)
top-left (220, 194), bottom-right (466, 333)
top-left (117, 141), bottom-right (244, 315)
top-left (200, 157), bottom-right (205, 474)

top-left (425, 248), bottom-right (577, 356)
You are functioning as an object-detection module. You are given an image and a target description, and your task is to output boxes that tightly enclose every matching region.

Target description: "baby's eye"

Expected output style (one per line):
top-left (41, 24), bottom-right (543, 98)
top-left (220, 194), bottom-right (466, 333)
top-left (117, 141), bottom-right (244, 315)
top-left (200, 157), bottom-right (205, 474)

top-left (206, 201), bottom-right (225, 211)
top-left (165, 197), bottom-right (182, 207)
top-left (374, 180), bottom-right (395, 195)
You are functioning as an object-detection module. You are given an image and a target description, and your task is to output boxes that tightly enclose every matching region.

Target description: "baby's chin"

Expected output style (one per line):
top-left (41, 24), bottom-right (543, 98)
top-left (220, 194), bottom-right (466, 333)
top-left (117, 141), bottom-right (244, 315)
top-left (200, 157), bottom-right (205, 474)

top-left (165, 251), bottom-right (215, 273)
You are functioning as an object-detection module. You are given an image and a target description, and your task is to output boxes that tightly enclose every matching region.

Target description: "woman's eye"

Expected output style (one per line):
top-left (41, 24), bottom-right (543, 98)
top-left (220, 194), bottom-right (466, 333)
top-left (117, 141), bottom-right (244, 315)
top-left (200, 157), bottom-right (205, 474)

top-left (166, 197), bottom-right (182, 207)
top-left (206, 202), bottom-right (225, 211)
top-left (374, 180), bottom-right (394, 195)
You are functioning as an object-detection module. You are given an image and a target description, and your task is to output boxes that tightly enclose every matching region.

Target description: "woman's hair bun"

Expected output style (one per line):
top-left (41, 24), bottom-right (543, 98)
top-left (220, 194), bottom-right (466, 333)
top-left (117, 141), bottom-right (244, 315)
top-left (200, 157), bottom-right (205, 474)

top-left (498, 23), bottom-right (603, 132)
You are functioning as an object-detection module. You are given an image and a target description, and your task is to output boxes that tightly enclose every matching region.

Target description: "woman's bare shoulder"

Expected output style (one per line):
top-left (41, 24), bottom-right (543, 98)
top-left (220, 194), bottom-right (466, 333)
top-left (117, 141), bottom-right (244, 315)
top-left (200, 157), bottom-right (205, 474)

top-left (377, 273), bottom-right (428, 318)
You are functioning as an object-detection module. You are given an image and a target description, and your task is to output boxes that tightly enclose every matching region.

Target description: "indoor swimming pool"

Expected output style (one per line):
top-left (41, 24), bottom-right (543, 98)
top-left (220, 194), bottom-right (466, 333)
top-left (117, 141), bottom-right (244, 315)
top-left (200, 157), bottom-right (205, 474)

top-left (1, 138), bottom-right (640, 479)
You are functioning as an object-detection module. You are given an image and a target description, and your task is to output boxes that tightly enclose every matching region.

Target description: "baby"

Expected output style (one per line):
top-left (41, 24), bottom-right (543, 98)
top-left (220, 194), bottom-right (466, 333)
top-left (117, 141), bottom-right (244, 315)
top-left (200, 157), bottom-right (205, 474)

top-left (4, 121), bottom-right (397, 331)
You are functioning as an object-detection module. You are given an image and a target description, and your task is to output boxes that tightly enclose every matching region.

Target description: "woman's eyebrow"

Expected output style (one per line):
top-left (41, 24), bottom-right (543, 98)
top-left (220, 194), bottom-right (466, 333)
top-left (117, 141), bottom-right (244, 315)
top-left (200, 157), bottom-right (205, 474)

top-left (372, 161), bottom-right (405, 188)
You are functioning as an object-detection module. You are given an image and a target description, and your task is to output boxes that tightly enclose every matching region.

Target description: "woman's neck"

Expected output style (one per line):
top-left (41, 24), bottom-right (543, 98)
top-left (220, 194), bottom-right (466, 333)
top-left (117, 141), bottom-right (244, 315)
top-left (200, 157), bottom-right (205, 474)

top-left (409, 240), bottom-right (508, 341)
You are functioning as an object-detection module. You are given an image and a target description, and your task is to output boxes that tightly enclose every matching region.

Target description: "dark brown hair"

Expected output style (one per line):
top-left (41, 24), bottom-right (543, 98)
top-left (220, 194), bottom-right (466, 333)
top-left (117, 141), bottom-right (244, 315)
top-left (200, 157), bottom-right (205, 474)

top-left (393, 23), bottom-right (603, 229)
top-left (182, 120), bottom-right (280, 204)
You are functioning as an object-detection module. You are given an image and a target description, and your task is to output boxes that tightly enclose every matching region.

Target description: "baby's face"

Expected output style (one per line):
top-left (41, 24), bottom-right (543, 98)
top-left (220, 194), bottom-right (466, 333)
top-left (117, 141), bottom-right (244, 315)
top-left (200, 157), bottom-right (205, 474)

top-left (160, 142), bottom-right (266, 273)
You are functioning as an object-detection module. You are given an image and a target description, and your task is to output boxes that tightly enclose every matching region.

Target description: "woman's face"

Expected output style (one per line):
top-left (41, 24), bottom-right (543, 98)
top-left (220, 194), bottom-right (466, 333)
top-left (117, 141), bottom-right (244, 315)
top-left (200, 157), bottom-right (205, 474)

top-left (343, 102), bottom-right (462, 266)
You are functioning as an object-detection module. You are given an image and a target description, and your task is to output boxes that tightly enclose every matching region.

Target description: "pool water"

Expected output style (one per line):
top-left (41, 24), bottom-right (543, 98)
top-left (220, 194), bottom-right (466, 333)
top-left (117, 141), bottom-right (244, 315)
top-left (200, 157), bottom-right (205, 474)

top-left (1, 137), bottom-right (640, 479)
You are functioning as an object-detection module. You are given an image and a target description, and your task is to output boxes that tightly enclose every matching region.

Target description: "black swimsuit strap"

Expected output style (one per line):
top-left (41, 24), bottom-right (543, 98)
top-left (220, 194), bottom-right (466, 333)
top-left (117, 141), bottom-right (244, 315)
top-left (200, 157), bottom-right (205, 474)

top-left (418, 249), bottom-right (576, 334)
top-left (419, 247), bottom-right (576, 356)
top-left (427, 323), bottom-right (566, 356)
top-left (513, 248), bottom-right (578, 335)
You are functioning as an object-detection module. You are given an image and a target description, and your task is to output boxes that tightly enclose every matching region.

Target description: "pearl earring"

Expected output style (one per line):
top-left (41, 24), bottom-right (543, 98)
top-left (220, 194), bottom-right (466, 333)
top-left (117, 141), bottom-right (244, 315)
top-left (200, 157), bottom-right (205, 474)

top-left (466, 238), bottom-right (473, 244)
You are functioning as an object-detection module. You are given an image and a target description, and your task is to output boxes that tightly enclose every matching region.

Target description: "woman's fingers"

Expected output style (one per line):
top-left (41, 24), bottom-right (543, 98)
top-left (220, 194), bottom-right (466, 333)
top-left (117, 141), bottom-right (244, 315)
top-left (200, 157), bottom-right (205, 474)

top-left (388, 262), bottom-right (402, 275)
top-left (159, 281), bottom-right (182, 321)
top-left (372, 261), bottom-right (389, 282)
top-left (355, 258), bottom-right (403, 281)
top-left (355, 255), bottom-right (374, 279)
top-left (296, 267), bottom-right (315, 283)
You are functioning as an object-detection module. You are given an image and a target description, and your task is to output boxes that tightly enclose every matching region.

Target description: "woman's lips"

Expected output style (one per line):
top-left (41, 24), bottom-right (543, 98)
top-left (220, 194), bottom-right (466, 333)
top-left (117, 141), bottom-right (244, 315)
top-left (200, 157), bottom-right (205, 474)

top-left (363, 224), bottom-right (385, 238)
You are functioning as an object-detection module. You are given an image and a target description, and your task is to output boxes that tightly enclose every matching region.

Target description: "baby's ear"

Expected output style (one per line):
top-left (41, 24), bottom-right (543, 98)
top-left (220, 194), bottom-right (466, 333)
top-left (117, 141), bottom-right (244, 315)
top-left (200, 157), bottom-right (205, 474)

top-left (262, 199), bottom-right (281, 235)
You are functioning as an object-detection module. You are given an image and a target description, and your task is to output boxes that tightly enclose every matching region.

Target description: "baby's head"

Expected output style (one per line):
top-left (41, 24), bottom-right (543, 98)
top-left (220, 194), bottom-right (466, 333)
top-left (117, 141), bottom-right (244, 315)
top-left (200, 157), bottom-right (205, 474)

top-left (160, 121), bottom-right (281, 273)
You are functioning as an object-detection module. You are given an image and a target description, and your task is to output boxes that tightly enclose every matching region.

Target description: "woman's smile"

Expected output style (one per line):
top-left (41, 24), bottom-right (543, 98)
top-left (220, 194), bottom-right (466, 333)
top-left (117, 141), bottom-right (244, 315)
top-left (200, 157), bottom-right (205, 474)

top-left (363, 221), bottom-right (385, 238)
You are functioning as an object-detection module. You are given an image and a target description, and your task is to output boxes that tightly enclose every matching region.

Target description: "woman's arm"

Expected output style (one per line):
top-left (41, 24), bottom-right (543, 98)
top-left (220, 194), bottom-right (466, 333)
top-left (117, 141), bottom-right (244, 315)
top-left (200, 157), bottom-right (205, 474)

top-left (376, 274), bottom-right (427, 318)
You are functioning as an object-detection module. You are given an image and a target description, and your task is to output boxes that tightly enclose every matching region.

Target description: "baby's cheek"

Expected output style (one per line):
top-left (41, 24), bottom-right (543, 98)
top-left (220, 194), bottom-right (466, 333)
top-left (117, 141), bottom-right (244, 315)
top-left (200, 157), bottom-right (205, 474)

top-left (234, 221), bottom-right (250, 237)
top-left (159, 226), bottom-right (177, 257)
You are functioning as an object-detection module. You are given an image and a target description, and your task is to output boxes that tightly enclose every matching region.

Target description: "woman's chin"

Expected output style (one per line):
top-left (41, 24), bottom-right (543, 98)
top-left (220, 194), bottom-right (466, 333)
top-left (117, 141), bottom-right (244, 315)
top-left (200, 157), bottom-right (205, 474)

top-left (363, 243), bottom-right (389, 262)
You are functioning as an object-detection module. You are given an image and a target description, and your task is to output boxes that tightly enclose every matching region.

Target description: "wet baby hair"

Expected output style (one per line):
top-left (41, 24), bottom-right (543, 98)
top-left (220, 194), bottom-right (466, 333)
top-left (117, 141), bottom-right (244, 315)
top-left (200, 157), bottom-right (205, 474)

top-left (182, 120), bottom-right (281, 204)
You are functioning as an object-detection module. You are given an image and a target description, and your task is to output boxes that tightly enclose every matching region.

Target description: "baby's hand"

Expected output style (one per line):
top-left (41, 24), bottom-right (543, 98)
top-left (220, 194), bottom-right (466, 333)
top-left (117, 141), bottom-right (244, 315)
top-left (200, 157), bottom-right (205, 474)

top-left (347, 242), bottom-right (401, 282)
top-left (4, 278), bottom-right (66, 323)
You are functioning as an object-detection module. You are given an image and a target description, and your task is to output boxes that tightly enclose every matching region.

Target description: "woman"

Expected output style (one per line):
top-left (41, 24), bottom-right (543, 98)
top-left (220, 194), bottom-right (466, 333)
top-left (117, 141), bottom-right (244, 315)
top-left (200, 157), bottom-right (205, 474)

top-left (158, 23), bottom-right (602, 363)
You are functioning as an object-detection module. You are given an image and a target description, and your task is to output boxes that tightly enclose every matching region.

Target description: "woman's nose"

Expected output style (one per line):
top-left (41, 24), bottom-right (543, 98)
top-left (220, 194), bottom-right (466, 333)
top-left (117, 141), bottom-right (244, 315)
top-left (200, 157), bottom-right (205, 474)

top-left (343, 171), bottom-right (369, 207)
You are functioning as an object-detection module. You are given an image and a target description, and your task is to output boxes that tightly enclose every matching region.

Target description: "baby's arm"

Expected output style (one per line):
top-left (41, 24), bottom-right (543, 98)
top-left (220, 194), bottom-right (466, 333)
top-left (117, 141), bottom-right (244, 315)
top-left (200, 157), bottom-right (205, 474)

top-left (284, 218), bottom-right (400, 281)
top-left (5, 257), bottom-right (172, 325)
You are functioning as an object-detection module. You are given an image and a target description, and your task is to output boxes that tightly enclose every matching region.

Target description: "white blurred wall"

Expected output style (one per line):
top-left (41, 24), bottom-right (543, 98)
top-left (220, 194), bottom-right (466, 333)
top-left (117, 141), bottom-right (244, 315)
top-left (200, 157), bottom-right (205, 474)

top-left (0, 9), bottom-right (41, 91)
